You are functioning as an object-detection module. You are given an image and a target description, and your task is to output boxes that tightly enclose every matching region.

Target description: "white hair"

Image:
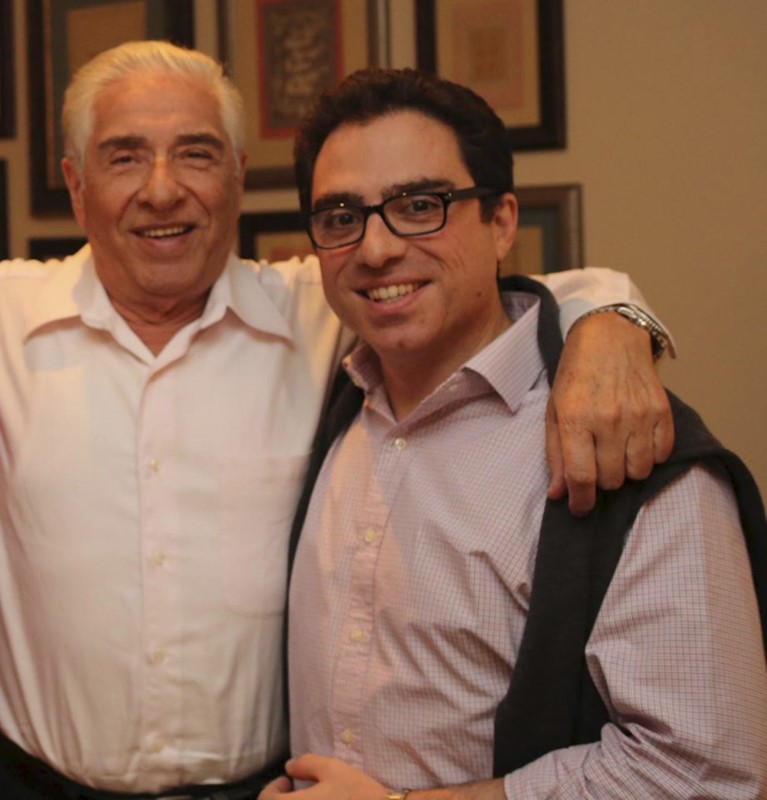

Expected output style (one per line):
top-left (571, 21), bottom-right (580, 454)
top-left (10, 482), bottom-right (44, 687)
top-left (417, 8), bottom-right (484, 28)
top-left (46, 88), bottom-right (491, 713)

top-left (62, 40), bottom-right (245, 174)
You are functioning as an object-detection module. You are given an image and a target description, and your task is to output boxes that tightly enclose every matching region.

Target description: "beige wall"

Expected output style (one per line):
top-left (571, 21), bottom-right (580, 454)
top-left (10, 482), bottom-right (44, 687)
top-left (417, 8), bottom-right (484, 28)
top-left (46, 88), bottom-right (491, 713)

top-left (2, 0), bottom-right (765, 493)
top-left (512, 0), bottom-right (767, 495)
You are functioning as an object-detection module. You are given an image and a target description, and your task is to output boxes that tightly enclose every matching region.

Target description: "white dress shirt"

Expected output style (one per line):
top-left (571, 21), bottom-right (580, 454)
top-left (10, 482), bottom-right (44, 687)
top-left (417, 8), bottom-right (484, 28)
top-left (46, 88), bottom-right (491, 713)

top-left (0, 249), bottom-right (661, 792)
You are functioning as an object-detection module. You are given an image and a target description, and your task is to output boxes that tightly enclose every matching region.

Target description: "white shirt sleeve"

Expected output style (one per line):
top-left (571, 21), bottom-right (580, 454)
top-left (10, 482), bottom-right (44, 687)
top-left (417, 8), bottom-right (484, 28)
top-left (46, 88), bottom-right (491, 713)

top-left (533, 267), bottom-right (675, 354)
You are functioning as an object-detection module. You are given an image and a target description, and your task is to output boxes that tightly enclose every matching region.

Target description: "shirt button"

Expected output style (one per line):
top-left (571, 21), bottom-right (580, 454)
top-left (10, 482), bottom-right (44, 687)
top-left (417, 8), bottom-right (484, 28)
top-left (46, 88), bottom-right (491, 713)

top-left (349, 628), bottom-right (365, 643)
top-left (148, 458), bottom-right (161, 473)
top-left (393, 437), bottom-right (407, 451)
top-left (152, 552), bottom-right (166, 566)
top-left (151, 739), bottom-right (165, 753)
top-left (364, 527), bottom-right (379, 544)
top-left (340, 728), bottom-right (354, 745)
top-left (149, 650), bottom-right (166, 665)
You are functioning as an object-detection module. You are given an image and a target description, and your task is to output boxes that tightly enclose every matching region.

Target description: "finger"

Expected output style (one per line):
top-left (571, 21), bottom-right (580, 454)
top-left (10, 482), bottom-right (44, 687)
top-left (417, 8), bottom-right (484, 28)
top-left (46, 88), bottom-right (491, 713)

top-left (626, 389), bottom-right (673, 477)
top-left (545, 400), bottom-right (567, 500)
top-left (559, 429), bottom-right (598, 516)
top-left (624, 430), bottom-right (654, 482)
top-left (594, 431), bottom-right (630, 491)
top-left (285, 754), bottom-right (330, 783)
top-left (652, 399), bottom-right (675, 463)
top-left (566, 476), bottom-right (597, 517)
top-left (258, 776), bottom-right (293, 798)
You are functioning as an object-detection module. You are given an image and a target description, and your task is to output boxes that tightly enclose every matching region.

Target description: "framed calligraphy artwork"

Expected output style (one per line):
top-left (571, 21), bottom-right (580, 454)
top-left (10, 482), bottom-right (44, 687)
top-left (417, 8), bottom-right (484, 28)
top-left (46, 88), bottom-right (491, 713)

top-left (219, 0), bottom-right (381, 189)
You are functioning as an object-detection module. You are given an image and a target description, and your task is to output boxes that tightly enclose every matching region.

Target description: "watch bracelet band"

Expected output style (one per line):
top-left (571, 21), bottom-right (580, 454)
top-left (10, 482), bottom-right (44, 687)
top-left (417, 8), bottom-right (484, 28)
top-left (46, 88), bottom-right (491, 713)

top-left (581, 303), bottom-right (671, 361)
top-left (385, 790), bottom-right (412, 800)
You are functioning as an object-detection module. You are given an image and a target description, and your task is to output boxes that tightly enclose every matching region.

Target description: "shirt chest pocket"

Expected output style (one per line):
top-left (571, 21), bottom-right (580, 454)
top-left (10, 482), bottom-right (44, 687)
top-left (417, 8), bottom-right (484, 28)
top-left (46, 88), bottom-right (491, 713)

top-left (219, 454), bottom-right (308, 616)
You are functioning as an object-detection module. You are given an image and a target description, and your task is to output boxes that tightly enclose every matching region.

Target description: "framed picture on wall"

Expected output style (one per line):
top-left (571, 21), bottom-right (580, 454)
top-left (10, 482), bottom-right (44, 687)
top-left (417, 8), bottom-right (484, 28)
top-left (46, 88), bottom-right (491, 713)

top-left (239, 211), bottom-right (313, 261)
top-left (416, 0), bottom-right (565, 151)
top-left (28, 237), bottom-right (87, 261)
top-left (502, 184), bottom-right (583, 275)
top-left (219, 0), bottom-right (384, 190)
top-left (26, 0), bottom-right (195, 215)
top-left (0, 0), bottom-right (15, 138)
top-left (0, 160), bottom-right (8, 258)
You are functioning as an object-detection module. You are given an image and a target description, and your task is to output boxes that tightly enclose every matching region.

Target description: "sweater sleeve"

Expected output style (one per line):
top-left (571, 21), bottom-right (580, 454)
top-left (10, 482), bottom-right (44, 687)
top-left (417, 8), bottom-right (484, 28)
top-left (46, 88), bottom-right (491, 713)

top-left (503, 464), bottom-right (767, 800)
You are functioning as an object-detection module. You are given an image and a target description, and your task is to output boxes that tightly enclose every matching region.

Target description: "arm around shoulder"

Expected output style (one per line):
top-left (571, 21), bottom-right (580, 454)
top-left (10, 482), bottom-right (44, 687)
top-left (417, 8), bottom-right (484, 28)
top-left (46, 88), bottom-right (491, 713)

top-left (530, 267), bottom-right (675, 514)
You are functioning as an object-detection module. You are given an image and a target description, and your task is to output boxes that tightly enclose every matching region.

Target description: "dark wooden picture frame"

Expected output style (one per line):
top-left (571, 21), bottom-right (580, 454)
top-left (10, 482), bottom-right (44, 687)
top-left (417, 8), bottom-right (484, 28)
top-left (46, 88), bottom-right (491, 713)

top-left (416, 0), bottom-right (565, 151)
top-left (0, 0), bottom-right (15, 138)
top-left (239, 211), bottom-right (312, 261)
top-left (219, 0), bottom-right (383, 190)
top-left (0, 160), bottom-right (8, 258)
top-left (28, 236), bottom-right (87, 261)
top-left (26, 0), bottom-right (194, 215)
top-left (502, 184), bottom-right (583, 275)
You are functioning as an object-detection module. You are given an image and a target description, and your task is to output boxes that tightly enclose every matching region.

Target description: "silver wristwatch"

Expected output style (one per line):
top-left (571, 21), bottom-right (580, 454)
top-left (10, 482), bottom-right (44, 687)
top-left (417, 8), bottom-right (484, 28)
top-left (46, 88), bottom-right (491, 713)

top-left (583, 303), bottom-right (672, 361)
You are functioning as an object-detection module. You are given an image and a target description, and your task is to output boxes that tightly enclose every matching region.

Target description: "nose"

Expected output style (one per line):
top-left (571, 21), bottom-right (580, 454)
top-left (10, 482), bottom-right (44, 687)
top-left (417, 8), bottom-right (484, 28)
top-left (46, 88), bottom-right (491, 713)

top-left (355, 210), bottom-right (407, 269)
top-left (137, 158), bottom-right (185, 209)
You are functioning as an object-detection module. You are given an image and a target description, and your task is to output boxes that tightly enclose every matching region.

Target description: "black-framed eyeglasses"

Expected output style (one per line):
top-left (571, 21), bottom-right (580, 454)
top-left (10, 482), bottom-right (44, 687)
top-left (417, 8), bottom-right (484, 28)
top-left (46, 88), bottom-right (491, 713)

top-left (306, 186), bottom-right (499, 250)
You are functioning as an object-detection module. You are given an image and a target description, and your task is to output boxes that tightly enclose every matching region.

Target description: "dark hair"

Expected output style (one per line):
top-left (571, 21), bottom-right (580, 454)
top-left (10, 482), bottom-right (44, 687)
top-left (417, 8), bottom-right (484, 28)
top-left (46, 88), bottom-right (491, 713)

top-left (294, 68), bottom-right (514, 221)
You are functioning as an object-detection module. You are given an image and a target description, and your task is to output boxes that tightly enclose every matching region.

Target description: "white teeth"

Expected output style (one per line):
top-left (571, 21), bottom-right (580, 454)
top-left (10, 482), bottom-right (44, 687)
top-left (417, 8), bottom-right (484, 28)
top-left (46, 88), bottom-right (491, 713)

top-left (141, 226), bottom-right (188, 239)
top-left (366, 283), bottom-right (419, 302)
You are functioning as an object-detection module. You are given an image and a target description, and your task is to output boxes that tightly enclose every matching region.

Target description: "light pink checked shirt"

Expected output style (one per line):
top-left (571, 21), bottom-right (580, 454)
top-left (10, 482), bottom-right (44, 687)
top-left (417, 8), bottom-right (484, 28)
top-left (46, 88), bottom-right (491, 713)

top-left (289, 292), bottom-right (767, 799)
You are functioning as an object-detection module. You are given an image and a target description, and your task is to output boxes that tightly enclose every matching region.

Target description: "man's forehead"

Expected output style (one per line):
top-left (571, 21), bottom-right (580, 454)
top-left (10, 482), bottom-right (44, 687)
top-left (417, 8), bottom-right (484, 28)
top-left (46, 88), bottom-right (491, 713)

top-left (319, 110), bottom-right (463, 159)
top-left (91, 69), bottom-right (220, 117)
top-left (313, 115), bottom-right (469, 201)
top-left (89, 72), bottom-right (226, 145)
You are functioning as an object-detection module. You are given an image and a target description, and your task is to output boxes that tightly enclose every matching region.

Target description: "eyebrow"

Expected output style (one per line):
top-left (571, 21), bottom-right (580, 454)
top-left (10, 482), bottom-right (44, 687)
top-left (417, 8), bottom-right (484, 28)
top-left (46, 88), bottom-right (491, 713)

top-left (312, 177), bottom-right (457, 211)
top-left (96, 132), bottom-right (226, 153)
top-left (175, 133), bottom-right (226, 151)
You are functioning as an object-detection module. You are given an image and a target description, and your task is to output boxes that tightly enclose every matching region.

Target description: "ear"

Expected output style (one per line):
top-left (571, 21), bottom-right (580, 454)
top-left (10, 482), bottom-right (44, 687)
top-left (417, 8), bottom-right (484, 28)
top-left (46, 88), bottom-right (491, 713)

top-left (61, 158), bottom-right (87, 228)
top-left (492, 192), bottom-right (518, 264)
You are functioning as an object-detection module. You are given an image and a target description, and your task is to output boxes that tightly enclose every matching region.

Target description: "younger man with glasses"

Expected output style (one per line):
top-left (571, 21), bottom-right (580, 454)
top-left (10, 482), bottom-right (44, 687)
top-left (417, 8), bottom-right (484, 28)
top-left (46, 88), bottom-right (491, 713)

top-left (260, 68), bottom-right (767, 799)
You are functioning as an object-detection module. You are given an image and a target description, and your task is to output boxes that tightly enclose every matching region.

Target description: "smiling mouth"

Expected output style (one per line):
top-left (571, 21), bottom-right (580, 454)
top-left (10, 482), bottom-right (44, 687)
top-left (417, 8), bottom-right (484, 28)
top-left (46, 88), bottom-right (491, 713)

top-left (138, 225), bottom-right (193, 239)
top-left (365, 282), bottom-right (424, 302)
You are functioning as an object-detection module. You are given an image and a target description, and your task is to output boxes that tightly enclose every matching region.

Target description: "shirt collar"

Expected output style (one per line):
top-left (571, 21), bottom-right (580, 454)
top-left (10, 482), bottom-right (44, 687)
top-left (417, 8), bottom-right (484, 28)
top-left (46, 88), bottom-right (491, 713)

top-left (465, 292), bottom-right (545, 413)
top-left (24, 247), bottom-right (293, 343)
top-left (197, 253), bottom-right (293, 340)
